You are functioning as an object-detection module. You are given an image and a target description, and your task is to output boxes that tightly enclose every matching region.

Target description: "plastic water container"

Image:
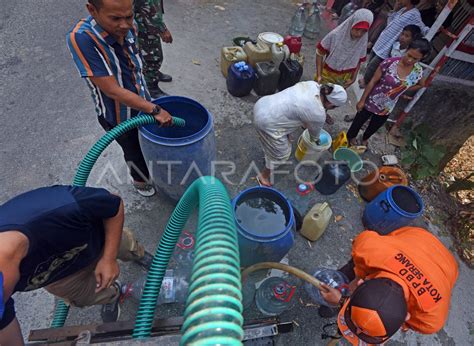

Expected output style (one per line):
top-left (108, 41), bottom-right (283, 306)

top-left (304, 268), bottom-right (349, 307)
top-left (254, 61), bottom-right (280, 96)
top-left (278, 59), bottom-right (303, 90)
top-left (139, 96), bottom-right (216, 201)
top-left (232, 187), bottom-right (295, 267)
top-left (288, 6), bottom-right (306, 37)
top-left (358, 167), bottom-right (409, 202)
top-left (284, 35), bottom-right (303, 54)
top-left (304, 5), bottom-right (321, 39)
top-left (255, 277), bottom-right (297, 315)
top-left (220, 46), bottom-right (247, 78)
top-left (295, 129), bottom-right (332, 162)
top-left (226, 62), bottom-right (255, 97)
top-left (291, 52), bottom-right (305, 67)
top-left (300, 202), bottom-right (333, 241)
top-left (339, 2), bottom-right (356, 25)
top-left (271, 43), bottom-right (290, 66)
top-left (363, 185), bottom-right (424, 235)
top-left (122, 269), bottom-right (189, 305)
top-left (333, 147), bottom-right (363, 172)
top-left (232, 36), bottom-right (253, 47)
top-left (257, 32), bottom-right (284, 49)
top-left (332, 131), bottom-right (348, 152)
top-left (314, 162), bottom-right (351, 195)
top-left (243, 42), bottom-right (272, 68)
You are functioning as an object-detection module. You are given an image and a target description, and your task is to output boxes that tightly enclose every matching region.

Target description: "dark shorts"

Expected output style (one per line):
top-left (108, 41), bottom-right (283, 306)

top-left (0, 298), bottom-right (15, 330)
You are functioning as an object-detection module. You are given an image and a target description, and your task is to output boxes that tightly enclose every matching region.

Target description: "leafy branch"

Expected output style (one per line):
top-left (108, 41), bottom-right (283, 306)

top-left (400, 124), bottom-right (446, 180)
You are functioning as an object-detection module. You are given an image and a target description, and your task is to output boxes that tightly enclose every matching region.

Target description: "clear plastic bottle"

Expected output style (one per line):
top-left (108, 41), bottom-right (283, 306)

top-left (304, 268), bottom-right (349, 307)
top-left (289, 6), bottom-right (307, 37)
top-left (255, 277), bottom-right (297, 316)
top-left (121, 269), bottom-right (190, 305)
top-left (304, 4), bottom-right (321, 39)
top-left (316, 0), bottom-right (328, 7)
top-left (338, 2), bottom-right (356, 25)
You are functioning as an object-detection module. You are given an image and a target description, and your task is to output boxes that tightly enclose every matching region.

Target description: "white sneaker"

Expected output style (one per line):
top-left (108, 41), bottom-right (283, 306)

top-left (133, 183), bottom-right (156, 197)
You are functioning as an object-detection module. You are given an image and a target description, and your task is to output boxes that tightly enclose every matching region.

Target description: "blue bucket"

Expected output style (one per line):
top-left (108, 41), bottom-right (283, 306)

top-left (363, 185), bottom-right (424, 235)
top-left (139, 96), bottom-right (216, 201)
top-left (232, 187), bottom-right (295, 267)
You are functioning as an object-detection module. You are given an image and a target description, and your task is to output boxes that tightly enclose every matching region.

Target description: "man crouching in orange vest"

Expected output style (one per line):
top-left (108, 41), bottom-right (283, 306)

top-left (318, 226), bottom-right (458, 345)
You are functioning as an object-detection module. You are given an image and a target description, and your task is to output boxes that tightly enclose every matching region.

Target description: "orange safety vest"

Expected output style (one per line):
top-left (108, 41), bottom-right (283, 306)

top-left (352, 227), bottom-right (458, 334)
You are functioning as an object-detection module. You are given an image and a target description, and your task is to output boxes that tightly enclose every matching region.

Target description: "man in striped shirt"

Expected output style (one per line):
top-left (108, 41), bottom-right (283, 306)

top-left (361, 0), bottom-right (429, 87)
top-left (67, 0), bottom-right (172, 197)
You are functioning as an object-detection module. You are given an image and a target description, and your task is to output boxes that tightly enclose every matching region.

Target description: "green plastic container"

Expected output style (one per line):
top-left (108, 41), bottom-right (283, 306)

top-left (333, 148), bottom-right (362, 172)
top-left (233, 36), bottom-right (252, 47)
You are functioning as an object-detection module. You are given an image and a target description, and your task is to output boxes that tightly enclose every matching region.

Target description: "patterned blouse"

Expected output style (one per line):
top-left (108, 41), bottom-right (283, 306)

top-left (365, 57), bottom-right (423, 116)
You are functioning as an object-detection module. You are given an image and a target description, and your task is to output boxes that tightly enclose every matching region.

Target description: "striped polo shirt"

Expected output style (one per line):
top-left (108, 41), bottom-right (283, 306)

top-left (373, 8), bottom-right (429, 60)
top-left (67, 16), bottom-right (150, 126)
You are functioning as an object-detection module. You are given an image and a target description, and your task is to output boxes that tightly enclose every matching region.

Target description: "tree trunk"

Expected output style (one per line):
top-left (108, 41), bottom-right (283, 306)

top-left (409, 79), bottom-right (474, 168)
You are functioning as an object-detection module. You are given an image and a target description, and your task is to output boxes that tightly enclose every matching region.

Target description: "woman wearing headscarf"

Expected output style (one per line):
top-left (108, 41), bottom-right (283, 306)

top-left (315, 9), bottom-right (374, 124)
top-left (254, 82), bottom-right (347, 187)
top-left (316, 9), bottom-right (374, 87)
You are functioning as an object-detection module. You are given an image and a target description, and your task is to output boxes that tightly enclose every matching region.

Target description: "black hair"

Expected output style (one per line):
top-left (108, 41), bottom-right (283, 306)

top-left (408, 38), bottom-right (432, 57)
top-left (319, 83), bottom-right (335, 104)
top-left (410, 0), bottom-right (421, 6)
top-left (402, 25), bottom-right (422, 40)
top-left (88, 0), bottom-right (103, 9)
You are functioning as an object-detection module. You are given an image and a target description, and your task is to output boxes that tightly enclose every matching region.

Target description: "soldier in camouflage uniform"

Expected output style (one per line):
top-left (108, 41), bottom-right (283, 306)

top-left (134, 0), bottom-right (173, 97)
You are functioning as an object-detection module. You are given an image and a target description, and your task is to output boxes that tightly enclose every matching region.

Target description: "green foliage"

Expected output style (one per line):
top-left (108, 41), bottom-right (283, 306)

top-left (401, 124), bottom-right (446, 180)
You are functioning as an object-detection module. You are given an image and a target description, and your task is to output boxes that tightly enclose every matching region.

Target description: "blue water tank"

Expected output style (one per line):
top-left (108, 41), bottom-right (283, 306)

top-left (139, 96), bottom-right (216, 201)
top-left (363, 185), bottom-right (424, 235)
top-left (227, 62), bottom-right (255, 97)
top-left (232, 186), bottom-right (295, 267)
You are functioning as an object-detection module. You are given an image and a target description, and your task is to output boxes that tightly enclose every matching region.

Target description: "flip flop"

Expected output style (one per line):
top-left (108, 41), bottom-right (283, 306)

top-left (256, 175), bottom-right (272, 187)
top-left (350, 145), bottom-right (367, 155)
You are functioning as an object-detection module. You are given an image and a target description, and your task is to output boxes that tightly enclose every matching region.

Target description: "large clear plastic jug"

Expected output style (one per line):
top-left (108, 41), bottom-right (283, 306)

top-left (304, 5), bottom-right (321, 39)
top-left (300, 202), bottom-right (333, 241)
top-left (122, 269), bottom-right (189, 305)
top-left (255, 277), bottom-right (297, 316)
top-left (304, 268), bottom-right (349, 307)
top-left (338, 2), bottom-right (356, 24)
top-left (289, 6), bottom-right (306, 37)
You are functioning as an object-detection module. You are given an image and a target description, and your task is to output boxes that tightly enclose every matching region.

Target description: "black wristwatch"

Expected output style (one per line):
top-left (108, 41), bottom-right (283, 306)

top-left (338, 294), bottom-right (348, 307)
top-left (150, 105), bottom-right (161, 116)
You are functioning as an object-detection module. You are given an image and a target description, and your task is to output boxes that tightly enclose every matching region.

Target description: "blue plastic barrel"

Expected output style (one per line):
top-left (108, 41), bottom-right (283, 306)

top-left (232, 187), bottom-right (295, 267)
top-left (363, 185), bottom-right (424, 235)
top-left (139, 96), bottom-right (216, 201)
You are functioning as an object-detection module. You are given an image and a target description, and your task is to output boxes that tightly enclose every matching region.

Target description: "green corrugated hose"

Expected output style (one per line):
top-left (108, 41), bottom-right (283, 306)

top-left (133, 176), bottom-right (243, 345)
top-left (51, 114), bottom-right (244, 345)
top-left (73, 115), bottom-right (185, 186)
top-left (51, 114), bottom-right (184, 328)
